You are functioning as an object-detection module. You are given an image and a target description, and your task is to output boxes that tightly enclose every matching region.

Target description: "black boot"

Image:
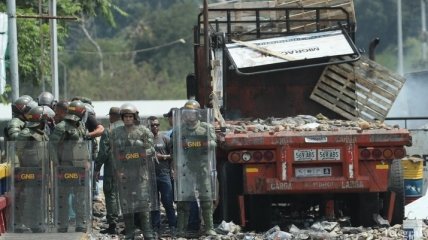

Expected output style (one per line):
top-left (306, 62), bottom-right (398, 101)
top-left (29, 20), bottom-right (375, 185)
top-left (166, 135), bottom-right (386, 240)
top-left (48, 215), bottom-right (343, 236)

top-left (139, 211), bottom-right (156, 240)
top-left (100, 223), bottom-right (118, 234)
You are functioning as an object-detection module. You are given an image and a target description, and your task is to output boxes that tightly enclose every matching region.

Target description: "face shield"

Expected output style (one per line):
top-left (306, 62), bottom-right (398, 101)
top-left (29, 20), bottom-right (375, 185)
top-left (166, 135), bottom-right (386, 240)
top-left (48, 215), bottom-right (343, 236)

top-left (182, 109), bottom-right (199, 126)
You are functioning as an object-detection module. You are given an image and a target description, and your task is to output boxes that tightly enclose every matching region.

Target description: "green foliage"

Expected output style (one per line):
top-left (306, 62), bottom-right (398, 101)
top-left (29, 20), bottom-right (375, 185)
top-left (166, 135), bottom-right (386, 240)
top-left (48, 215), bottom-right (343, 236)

top-left (354, 0), bottom-right (427, 73)
top-left (354, 0), bottom-right (421, 52)
top-left (66, 55), bottom-right (185, 100)
top-left (0, 0), bottom-right (124, 100)
top-left (9, 0), bottom-right (428, 102)
top-left (0, 84), bottom-right (12, 104)
top-left (61, 0), bottom-right (198, 100)
top-left (79, 0), bottom-right (127, 27)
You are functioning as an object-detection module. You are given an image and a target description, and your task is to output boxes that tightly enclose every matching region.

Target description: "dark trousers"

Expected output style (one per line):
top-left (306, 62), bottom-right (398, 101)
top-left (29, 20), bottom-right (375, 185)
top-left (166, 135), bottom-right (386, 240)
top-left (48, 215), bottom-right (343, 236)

top-left (151, 172), bottom-right (177, 228)
top-left (103, 178), bottom-right (119, 225)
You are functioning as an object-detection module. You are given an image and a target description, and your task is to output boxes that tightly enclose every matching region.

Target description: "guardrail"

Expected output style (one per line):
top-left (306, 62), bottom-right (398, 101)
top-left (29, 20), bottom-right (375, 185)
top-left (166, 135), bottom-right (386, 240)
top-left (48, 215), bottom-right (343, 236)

top-left (385, 117), bottom-right (428, 129)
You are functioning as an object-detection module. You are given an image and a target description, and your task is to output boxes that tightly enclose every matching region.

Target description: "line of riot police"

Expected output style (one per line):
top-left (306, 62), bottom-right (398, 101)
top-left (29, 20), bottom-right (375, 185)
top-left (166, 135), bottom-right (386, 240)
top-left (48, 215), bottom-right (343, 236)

top-left (3, 94), bottom-right (217, 240)
top-left (3, 92), bottom-right (94, 234)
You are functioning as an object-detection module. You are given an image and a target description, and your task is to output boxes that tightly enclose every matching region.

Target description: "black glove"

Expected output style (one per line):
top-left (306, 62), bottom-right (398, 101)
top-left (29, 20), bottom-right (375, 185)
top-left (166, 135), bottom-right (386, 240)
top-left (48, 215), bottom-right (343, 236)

top-left (83, 133), bottom-right (92, 140)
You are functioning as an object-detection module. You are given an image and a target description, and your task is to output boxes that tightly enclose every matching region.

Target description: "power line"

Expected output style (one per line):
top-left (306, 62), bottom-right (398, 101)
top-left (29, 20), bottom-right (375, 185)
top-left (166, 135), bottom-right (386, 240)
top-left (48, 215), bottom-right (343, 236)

top-left (60, 37), bottom-right (188, 55)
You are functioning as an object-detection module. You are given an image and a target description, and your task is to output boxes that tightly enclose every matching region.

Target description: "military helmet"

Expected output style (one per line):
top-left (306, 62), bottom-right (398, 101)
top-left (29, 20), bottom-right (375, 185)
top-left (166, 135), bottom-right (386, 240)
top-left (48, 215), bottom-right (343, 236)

top-left (37, 91), bottom-right (56, 107)
top-left (25, 106), bottom-right (55, 128)
top-left (120, 103), bottom-right (139, 116)
top-left (120, 103), bottom-right (140, 124)
top-left (182, 99), bottom-right (201, 125)
top-left (64, 100), bottom-right (87, 122)
top-left (72, 96), bottom-right (92, 106)
top-left (20, 95), bottom-right (33, 101)
top-left (183, 99), bottom-right (200, 110)
top-left (12, 95), bottom-right (38, 116)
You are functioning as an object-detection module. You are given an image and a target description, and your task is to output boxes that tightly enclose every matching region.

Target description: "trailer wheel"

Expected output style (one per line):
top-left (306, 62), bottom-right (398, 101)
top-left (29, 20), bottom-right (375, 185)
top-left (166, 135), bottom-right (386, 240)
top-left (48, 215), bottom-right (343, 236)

top-left (214, 162), bottom-right (242, 224)
top-left (386, 159), bottom-right (405, 225)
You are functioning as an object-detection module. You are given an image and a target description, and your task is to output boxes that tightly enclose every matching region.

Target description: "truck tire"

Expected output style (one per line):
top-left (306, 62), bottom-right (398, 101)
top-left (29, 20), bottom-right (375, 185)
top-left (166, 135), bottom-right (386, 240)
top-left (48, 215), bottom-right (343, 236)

top-left (386, 159), bottom-right (405, 225)
top-left (214, 162), bottom-right (242, 224)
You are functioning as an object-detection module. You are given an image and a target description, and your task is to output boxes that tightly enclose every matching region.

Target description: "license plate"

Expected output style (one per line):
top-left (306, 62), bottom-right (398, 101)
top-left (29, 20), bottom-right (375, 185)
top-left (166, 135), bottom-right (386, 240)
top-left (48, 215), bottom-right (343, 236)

top-left (318, 149), bottom-right (341, 160)
top-left (294, 149), bottom-right (316, 161)
top-left (295, 167), bottom-right (332, 177)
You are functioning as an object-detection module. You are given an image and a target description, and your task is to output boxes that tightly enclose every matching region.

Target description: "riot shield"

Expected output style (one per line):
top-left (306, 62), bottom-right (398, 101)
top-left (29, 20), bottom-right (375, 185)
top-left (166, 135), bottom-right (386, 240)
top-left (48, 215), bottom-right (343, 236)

top-left (6, 140), bottom-right (49, 233)
top-left (173, 108), bottom-right (217, 201)
top-left (53, 140), bottom-right (92, 233)
top-left (110, 126), bottom-right (158, 215)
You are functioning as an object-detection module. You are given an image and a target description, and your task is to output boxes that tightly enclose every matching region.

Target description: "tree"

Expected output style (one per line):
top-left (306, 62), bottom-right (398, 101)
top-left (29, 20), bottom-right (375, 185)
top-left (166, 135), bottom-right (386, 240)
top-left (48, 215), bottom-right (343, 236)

top-left (0, 0), bottom-right (124, 100)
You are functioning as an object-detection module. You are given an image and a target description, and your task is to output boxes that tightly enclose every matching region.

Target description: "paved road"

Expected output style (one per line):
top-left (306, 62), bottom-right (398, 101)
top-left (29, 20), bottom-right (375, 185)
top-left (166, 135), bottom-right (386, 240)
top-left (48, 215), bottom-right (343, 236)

top-left (1, 232), bottom-right (89, 240)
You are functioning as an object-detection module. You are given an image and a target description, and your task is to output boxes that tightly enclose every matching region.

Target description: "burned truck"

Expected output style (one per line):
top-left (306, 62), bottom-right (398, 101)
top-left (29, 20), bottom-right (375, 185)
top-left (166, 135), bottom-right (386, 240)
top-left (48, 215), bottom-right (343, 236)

top-left (188, 0), bottom-right (411, 230)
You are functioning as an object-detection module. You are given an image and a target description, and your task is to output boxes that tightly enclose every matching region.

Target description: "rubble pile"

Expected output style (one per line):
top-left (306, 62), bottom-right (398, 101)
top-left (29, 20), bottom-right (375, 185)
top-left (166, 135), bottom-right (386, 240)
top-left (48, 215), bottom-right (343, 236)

top-left (222, 114), bottom-right (398, 134)
top-left (207, 221), bottom-right (428, 240)
top-left (92, 204), bottom-right (428, 240)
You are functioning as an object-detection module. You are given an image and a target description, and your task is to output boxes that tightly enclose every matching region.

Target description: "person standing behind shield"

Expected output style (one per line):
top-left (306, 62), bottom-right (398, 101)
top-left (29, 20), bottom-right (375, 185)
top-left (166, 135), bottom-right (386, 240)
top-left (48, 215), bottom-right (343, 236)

top-left (174, 99), bottom-right (217, 237)
top-left (49, 100), bottom-right (91, 233)
top-left (95, 107), bottom-right (122, 235)
top-left (109, 103), bottom-right (157, 240)
top-left (147, 116), bottom-right (176, 236)
top-left (15, 106), bottom-right (51, 233)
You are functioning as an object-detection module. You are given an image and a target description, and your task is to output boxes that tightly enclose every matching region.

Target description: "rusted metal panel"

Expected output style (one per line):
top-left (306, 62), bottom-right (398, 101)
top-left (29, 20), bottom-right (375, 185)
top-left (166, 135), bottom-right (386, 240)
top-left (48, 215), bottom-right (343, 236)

top-left (222, 58), bottom-right (345, 119)
top-left (226, 129), bottom-right (405, 195)
top-left (244, 166), bottom-right (389, 194)
top-left (194, 46), bottom-right (212, 108)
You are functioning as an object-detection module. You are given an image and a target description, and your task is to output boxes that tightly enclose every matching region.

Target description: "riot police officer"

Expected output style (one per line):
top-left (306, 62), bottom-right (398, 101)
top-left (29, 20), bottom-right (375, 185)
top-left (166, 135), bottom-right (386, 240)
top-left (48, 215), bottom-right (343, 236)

top-left (49, 100), bottom-right (92, 233)
top-left (5, 95), bottom-right (37, 140)
top-left (71, 96), bottom-right (104, 201)
top-left (36, 92), bottom-right (57, 134)
top-left (37, 91), bottom-right (57, 109)
top-left (110, 103), bottom-right (157, 240)
top-left (95, 107), bottom-right (122, 235)
top-left (174, 100), bottom-right (217, 237)
top-left (14, 106), bottom-right (51, 233)
top-left (53, 100), bottom-right (69, 124)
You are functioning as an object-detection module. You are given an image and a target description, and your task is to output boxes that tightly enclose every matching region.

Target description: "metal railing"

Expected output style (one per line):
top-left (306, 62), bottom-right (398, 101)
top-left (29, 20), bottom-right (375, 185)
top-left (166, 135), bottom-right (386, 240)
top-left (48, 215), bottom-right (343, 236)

top-left (385, 117), bottom-right (428, 129)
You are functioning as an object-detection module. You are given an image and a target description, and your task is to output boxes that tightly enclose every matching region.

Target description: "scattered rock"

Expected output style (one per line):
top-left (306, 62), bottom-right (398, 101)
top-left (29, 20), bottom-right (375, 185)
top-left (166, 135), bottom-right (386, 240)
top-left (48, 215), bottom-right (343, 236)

top-left (222, 115), bottom-right (397, 134)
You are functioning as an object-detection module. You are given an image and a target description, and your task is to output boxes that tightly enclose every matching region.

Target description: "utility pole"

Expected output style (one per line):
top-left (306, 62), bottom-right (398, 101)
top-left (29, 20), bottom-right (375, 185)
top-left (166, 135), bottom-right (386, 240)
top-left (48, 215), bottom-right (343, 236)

top-left (49, 0), bottom-right (59, 100)
top-left (422, 0), bottom-right (427, 61)
top-left (397, 0), bottom-right (404, 75)
top-left (7, 0), bottom-right (19, 101)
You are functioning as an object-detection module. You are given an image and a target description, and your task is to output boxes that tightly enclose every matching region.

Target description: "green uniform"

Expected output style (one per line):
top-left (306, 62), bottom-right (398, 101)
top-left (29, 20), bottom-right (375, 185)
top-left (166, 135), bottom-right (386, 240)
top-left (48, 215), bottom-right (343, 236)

top-left (15, 128), bottom-right (49, 233)
top-left (7, 117), bottom-right (26, 140)
top-left (50, 120), bottom-right (91, 232)
top-left (175, 120), bottom-right (217, 236)
top-left (110, 124), bottom-right (156, 240)
top-left (95, 122), bottom-right (123, 229)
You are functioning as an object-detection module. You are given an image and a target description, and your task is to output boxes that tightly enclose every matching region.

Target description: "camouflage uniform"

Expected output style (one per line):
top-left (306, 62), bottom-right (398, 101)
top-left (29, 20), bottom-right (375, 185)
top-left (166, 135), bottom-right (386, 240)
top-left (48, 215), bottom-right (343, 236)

top-left (7, 118), bottom-right (26, 140)
top-left (176, 119), bottom-right (217, 236)
top-left (50, 117), bottom-right (90, 232)
top-left (6, 95), bottom-right (37, 141)
top-left (95, 121), bottom-right (123, 233)
top-left (110, 124), bottom-right (156, 240)
top-left (6, 96), bottom-right (38, 231)
top-left (15, 128), bottom-right (49, 233)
